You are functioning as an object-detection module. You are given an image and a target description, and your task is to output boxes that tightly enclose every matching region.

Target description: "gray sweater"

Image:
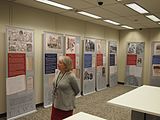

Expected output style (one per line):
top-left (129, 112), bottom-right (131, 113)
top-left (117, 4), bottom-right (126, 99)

top-left (52, 71), bottom-right (80, 111)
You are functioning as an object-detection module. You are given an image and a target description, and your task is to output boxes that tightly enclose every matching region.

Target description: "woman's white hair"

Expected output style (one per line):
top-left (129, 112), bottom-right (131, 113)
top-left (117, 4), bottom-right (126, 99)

top-left (58, 56), bottom-right (73, 72)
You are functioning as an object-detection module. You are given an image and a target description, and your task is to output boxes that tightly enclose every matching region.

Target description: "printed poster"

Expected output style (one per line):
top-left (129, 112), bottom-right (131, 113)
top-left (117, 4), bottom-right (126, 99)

top-left (110, 54), bottom-right (115, 66)
top-left (66, 54), bottom-right (76, 69)
top-left (8, 28), bottom-right (33, 52)
top-left (110, 66), bottom-right (117, 75)
top-left (136, 42), bottom-right (144, 55)
top-left (152, 64), bottom-right (160, 76)
top-left (96, 54), bottom-right (103, 66)
top-left (26, 76), bottom-right (33, 90)
top-left (45, 53), bottom-right (57, 74)
top-left (84, 54), bottom-right (92, 68)
top-left (7, 75), bottom-right (26, 95)
top-left (102, 66), bottom-right (106, 77)
top-left (136, 56), bottom-right (143, 67)
top-left (154, 43), bottom-right (160, 55)
top-left (45, 33), bottom-right (62, 51)
top-left (66, 36), bottom-right (76, 53)
top-left (76, 55), bottom-right (80, 67)
top-left (96, 41), bottom-right (102, 54)
top-left (110, 42), bottom-right (117, 54)
top-left (48, 74), bottom-right (55, 87)
top-left (128, 43), bottom-right (136, 54)
top-left (84, 68), bottom-right (94, 81)
top-left (152, 55), bottom-right (160, 64)
top-left (8, 53), bottom-right (26, 77)
top-left (85, 39), bottom-right (95, 52)
top-left (129, 66), bottom-right (142, 77)
top-left (127, 54), bottom-right (137, 65)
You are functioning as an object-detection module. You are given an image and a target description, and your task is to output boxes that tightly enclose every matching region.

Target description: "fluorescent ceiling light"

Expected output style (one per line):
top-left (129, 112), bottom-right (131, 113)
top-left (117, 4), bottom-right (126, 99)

top-left (158, 23), bottom-right (160, 24)
top-left (103, 20), bottom-right (120, 25)
top-left (146, 15), bottom-right (160, 22)
top-left (126, 3), bottom-right (149, 14)
top-left (121, 25), bottom-right (134, 29)
top-left (36, 0), bottom-right (73, 10)
top-left (77, 11), bottom-right (101, 19)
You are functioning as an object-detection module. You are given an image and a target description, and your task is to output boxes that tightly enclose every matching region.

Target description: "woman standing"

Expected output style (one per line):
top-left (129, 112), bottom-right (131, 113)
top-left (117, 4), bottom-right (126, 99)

top-left (51, 56), bottom-right (80, 120)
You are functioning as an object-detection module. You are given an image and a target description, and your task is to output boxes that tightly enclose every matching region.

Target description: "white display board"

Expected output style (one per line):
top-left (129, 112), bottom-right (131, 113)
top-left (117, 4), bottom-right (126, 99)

top-left (96, 40), bottom-right (107, 91)
top-left (65, 34), bottom-right (81, 96)
top-left (43, 32), bottom-right (64, 108)
top-left (83, 38), bottom-right (96, 95)
top-left (125, 42), bottom-right (144, 86)
top-left (150, 41), bottom-right (160, 87)
top-left (6, 26), bottom-right (36, 120)
top-left (108, 41), bottom-right (118, 87)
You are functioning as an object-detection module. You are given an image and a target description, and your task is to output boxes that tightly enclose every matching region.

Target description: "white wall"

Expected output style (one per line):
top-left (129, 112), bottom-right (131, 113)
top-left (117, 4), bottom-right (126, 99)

top-left (0, 1), bottom-right (119, 113)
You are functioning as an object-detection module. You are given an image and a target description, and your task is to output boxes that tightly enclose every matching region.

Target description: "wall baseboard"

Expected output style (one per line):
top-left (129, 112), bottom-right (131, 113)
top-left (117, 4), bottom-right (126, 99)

top-left (118, 82), bottom-right (124, 85)
top-left (36, 103), bottom-right (43, 108)
top-left (0, 112), bottom-right (6, 119)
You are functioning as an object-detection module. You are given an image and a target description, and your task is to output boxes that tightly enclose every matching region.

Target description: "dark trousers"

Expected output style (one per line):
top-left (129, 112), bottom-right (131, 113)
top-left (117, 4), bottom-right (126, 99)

top-left (51, 105), bottom-right (73, 120)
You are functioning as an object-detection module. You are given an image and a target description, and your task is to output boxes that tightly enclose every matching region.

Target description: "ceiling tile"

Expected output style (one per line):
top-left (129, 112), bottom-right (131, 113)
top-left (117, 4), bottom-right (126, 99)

top-left (51, 0), bottom-right (94, 9)
top-left (14, 0), bottom-right (66, 13)
top-left (13, 0), bottom-right (160, 30)
top-left (136, 0), bottom-right (160, 13)
top-left (61, 11), bottom-right (97, 22)
top-left (83, 7), bottom-right (118, 19)
top-left (83, 0), bottom-right (117, 5)
top-left (102, 3), bottom-right (139, 17)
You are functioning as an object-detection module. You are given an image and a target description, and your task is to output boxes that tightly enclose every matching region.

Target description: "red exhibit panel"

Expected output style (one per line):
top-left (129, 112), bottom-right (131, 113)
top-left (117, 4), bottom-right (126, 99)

top-left (96, 54), bottom-right (103, 66)
top-left (66, 54), bottom-right (76, 69)
top-left (127, 54), bottom-right (137, 65)
top-left (8, 53), bottom-right (26, 77)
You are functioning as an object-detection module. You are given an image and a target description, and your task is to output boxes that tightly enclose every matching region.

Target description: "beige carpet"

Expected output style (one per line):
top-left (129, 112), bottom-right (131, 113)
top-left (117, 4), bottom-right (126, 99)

top-left (5, 84), bottom-right (135, 120)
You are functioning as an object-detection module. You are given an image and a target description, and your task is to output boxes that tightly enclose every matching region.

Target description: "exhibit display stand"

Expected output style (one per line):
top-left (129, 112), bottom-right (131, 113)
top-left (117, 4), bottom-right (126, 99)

top-left (125, 42), bottom-right (145, 86)
top-left (65, 34), bottom-right (81, 96)
top-left (6, 26), bottom-right (36, 119)
top-left (43, 32), bottom-right (64, 108)
top-left (108, 41), bottom-right (118, 87)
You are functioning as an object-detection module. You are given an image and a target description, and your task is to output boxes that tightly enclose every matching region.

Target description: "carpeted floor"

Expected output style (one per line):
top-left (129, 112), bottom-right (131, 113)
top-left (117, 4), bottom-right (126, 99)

top-left (1, 84), bottom-right (135, 120)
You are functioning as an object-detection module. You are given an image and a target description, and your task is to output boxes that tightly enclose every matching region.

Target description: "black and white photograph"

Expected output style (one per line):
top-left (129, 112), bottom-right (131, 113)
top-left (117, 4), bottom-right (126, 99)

top-left (66, 36), bottom-right (76, 53)
top-left (109, 42), bottom-right (117, 54)
top-left (84, 70), bottom-right (93, 81)
top-left (85, 39), bottom-right (95, 52)
top-left (46, 33), bottom-right (62, 51)
top-left (136, 42), bottom-right (144, 55)
top-left (128, 42), bottom-right (136, 54)
top-left (7, 27), bottom-right (33, 52)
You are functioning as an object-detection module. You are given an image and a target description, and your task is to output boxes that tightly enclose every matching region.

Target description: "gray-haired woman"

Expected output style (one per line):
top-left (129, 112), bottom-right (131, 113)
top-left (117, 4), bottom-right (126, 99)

top-left (51, 56), bottom-right (80, 120)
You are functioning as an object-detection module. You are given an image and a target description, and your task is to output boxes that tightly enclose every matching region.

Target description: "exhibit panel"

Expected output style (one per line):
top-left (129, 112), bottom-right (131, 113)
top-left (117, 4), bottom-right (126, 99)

top-left (150, 41), bottom-right (160, 87)
top-left (65, 34), bottom-right (81, 96)
top-left (82, 38), bottom-right (96, 95)
top-left (43, 32), bottom-right (64, 108)
top-left (6, 26), bottom-right (36, 119)
top-left (95, 40), bottom-right (107, 91)
top-left (125, 42), bottom-right (145, 86)
top-left (108, 41), bottom-right (118, 87)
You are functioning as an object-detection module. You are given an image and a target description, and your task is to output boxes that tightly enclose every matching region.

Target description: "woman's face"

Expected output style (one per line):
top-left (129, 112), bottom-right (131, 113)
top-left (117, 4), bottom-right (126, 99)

top-left (57, 60), bottom-right (66, 72)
